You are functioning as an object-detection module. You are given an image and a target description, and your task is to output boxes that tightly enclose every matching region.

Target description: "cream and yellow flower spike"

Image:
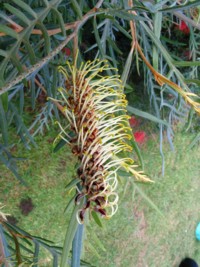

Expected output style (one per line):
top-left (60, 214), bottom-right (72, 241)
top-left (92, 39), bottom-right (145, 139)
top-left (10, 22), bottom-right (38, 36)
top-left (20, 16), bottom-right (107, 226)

top-left (55, 57), bottom-right (151, 223)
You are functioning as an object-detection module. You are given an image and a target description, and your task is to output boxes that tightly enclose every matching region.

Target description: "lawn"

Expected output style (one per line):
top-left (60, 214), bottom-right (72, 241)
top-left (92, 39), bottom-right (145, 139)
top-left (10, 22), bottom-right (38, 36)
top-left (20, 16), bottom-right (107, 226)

top-left (1, 126), bottom-right (200, 267)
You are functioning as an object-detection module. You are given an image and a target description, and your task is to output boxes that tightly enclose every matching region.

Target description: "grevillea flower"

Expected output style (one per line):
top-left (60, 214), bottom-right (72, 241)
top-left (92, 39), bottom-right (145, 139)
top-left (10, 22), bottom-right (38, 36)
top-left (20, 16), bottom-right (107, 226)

top-left (54, 57), bottom-right (151, 223)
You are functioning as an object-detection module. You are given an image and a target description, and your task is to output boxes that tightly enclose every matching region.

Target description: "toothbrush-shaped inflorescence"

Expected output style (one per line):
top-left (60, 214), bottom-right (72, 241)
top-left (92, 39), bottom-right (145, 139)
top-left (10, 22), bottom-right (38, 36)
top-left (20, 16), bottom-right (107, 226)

top-left (54, 58), bottom-right (151, 223)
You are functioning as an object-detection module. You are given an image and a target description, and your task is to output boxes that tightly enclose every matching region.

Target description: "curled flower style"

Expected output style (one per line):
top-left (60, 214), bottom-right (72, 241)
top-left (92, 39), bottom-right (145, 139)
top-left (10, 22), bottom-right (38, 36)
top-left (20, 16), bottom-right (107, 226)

top-left (54, 57), bottom-right (151, 223)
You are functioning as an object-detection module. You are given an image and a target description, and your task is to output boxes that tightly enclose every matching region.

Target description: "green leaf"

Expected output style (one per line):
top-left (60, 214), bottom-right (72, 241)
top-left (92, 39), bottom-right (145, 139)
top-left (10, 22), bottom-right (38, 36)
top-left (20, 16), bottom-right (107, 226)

top-left (108, 9), bottom-right (147, 21)
top-left (36, 21), bottom-right (51, 54)
top-left (11, 0), bottom-right (37, 19)
top-left (121, 48), bottom-right (133, 87)
top-left (23, 39), bottom-right (37, 64)
top-left (32, 243), bottom-right (40, 267)
top-left (65, 178), bottom-right (79, 192)
top-left (127, 105), bottom-right (169, 127)
top-left (153, 11), bottom-right (162, 70)
top-left (160, 0), bottom-right (200, 12)
top-left (5, 3), bottom-right (30, 26)
top-left (51, 8), bottom-right (66, 37)
top-left (60, 200), bottom-right (84, 267)
top-left (93, 17), bottom-right (105, 58)
top-left (188, 132), bottom-right (200, 149)
top-left (91, 211), bottom-right (104, 228)
top-left (53, 138), bottom-right (68, 153)
top-left (113, 21), bottom-right (132, 39)
top-left (0, 98), bottom-right (8, 145)
top-left (0, 24), bottom-right (18, 39)
top-left (185, 79), bottom-right (200, 86)
top-left (64, 196), bottom-right (76, 215)
top-left (106, 37), bottom-right (123, 55)
top-left (173, 61), bottom-right (200, 67)
top-left (71, 0), bottom-right (82, 19)
top-left (0, 49), bottom-right (8, 58)
top-left (72, 224), bottom-right (84, 267)
top-left (1, 92), bottom-right (8, 112)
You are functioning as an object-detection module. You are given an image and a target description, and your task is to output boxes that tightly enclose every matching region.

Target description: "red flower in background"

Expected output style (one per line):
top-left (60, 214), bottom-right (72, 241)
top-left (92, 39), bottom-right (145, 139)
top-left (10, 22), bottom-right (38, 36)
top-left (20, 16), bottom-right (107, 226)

top-left (62, 47), bottom-right (71, 56)
top-left (129, 116), bottom-right (139, 127)
top-left (177, 21), bottom-right (190, 35)
top-left (134, 131), bottom-right (146, 144)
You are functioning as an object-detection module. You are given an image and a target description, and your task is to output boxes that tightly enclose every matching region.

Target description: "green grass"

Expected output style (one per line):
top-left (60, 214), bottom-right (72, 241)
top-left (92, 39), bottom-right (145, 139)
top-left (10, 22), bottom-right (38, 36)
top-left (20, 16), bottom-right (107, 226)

top-left (87, 131), bottom-right (200, 267)
top-left (1, 128), bottom-right (200, 267)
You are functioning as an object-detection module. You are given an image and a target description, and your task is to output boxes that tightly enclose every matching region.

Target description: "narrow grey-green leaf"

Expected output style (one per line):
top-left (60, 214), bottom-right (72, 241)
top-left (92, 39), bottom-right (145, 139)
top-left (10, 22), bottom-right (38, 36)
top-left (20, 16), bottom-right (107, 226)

top-left (93, 17), bottom-right (105, 58)
top-left (64, 196), bottom-right (76, 215)
top-left (185, 79), bottom-right (200, 86)
top-left (23, 39), bottom-right (36, 64)
top-left (173, 60), bottom-right (200, 67)
top-left (12, 0), bottom-right (37, 19)
top-left (36, 21), bottom-right (51, 54)
top-left (5, 4), bottom-right (30, 26)
top-left (121, 48), bottom-right (133, 87)
top-left (60, 199), bottom-right (84, 267)
top-left (0, 49), bottom-right (8, 58)
top-left (65, 178), bottom-right (79, 192)
top-left (107, 37), bottom-right (123, 55)
top-left (160, 0), bottom-right (200, 12)
top-left (0, 24), bottom-right (18, 39)
top-left (127, 105), bottom-right (169, 127)
top-left (113, 21), bottom-right (132, 39)
top-left (0, 98), bottom-right (8, 145)
top-left (32, 243), bottom-right (40, 267)
top-left (51, 8), bottom-right (66, 37)
top-left (91, 211), bottom-right (103, 228)
top-left (71, 0), bottom-right (82, 19)
top-left (1, 92), bottom-right (8, 112)
top-left (72, 224), bottom-right (84, 267)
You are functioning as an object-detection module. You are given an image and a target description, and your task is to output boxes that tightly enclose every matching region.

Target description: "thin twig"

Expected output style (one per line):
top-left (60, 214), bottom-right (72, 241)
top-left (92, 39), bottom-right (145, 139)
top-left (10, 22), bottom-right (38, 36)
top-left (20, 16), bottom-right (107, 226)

top-left (0, 22), bottom-right (76, 37)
